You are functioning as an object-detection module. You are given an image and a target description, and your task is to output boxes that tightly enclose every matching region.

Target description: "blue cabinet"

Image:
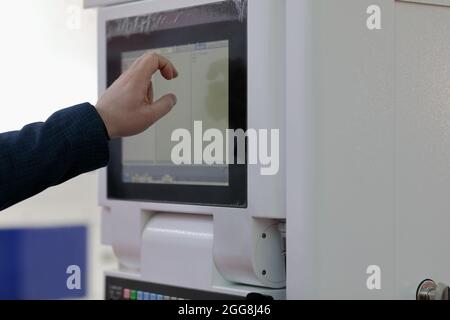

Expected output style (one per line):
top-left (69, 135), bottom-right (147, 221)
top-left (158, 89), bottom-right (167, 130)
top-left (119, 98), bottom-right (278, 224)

top-left (0, 226), bottom-right (87, 300)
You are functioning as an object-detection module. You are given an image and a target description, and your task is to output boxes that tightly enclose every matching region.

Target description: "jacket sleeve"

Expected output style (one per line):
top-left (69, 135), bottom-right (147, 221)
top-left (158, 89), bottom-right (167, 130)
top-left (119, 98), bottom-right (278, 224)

top-left (0, 103), bottom-right (110, 211)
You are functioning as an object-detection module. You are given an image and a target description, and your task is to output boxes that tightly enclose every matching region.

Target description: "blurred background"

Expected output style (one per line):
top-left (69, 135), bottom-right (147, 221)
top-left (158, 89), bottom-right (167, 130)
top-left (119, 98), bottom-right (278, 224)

top-left (0, 0), bottom-right (117, 299)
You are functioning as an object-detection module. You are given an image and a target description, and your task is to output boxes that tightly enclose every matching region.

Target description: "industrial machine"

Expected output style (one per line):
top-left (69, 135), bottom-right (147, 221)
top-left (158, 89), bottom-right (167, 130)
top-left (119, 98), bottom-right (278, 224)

top-left (91, 0), bottom-right (286, 300)
top-left (87, 0), bottom-right (450, 300)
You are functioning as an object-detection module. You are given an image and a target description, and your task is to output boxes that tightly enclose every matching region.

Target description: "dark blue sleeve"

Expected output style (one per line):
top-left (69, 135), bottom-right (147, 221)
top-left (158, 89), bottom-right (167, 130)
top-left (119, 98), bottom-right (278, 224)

top-left (0, 103), bottom-right (110, 211)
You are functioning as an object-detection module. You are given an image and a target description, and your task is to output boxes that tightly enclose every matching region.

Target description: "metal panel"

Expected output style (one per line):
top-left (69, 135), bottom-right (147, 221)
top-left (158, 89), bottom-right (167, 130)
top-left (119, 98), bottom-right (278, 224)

top-left (399, 0), bottom-right (450, 7)
top-left (84, 0), bottom-right (141, 8)
top-left (287, 0), bottom-right (396, 299)
top-left (288, 0), bottom-right (450, 300)
top-left (395, 0), bottom-right (450, 299)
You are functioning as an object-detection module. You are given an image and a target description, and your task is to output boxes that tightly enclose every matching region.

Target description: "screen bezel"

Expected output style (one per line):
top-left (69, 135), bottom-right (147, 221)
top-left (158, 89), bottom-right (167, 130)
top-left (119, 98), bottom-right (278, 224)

top-left (106, 15), bottom-right (248, 208)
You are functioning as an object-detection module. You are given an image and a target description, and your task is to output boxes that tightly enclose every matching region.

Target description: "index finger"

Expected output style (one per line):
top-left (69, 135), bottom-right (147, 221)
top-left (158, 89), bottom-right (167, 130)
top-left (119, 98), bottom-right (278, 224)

top-left (135, 52), bottom-right (178, 80)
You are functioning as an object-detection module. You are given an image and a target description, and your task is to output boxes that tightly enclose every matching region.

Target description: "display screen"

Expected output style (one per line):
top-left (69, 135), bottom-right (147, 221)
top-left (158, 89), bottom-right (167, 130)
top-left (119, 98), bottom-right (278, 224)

top-left (106, 0), bottom-right (248, 207)
top-left (121, 40), bottom-right (230, 186)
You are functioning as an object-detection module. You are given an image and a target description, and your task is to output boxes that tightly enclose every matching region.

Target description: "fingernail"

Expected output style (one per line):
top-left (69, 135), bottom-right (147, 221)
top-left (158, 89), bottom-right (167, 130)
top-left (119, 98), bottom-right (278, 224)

top-left (171, 94), bottom-right (177, 106)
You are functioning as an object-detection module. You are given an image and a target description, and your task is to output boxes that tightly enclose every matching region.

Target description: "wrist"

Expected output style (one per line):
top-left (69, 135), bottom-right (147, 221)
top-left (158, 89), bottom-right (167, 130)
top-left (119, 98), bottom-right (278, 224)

top-left (95, 106), bottom-right (114, 140)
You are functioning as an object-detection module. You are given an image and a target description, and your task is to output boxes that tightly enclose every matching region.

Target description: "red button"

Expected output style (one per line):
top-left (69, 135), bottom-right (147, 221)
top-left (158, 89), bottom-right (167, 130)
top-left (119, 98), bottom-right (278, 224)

top-left (123, 289), bottom-right (131, 300)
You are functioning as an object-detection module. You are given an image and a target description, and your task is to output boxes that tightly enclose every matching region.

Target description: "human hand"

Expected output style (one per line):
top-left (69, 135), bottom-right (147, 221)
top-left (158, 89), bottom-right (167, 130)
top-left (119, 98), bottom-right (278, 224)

top-left (96, 53), bottom-right (178, 139)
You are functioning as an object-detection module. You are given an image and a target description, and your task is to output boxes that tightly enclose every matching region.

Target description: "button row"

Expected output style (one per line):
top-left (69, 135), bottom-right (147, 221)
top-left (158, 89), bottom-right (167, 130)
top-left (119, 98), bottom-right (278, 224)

top-left (123, 289), bottom-right (185, 301)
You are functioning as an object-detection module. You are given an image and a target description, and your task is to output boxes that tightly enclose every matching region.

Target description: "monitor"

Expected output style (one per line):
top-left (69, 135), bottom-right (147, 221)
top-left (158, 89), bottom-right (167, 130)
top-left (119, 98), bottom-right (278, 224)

top-left (121, 40), bottom-right (230, 187)
top-left (106, 2), bottom-right (247, 207)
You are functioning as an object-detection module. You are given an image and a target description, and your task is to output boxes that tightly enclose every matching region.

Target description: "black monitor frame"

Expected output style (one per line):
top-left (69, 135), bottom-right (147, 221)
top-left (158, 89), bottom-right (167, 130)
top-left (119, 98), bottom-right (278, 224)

top-left (106, 7), bottom-right (248, 208)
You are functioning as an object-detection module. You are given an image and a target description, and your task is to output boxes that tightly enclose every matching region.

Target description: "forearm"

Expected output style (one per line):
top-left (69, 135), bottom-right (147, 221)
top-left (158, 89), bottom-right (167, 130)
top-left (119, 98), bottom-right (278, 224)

top-left (0, 103), bottom-right (110, 211)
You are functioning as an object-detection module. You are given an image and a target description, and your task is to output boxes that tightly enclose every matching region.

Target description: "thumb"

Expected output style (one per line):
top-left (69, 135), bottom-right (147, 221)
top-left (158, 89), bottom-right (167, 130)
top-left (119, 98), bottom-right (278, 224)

top-left (145, 93), bottom-right (177, 125)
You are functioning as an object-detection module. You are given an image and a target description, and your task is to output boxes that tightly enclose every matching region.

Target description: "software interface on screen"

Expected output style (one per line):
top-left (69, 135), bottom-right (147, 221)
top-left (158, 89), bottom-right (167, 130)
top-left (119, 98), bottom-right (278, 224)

top-left (121, 40), bottom-right (230, 186)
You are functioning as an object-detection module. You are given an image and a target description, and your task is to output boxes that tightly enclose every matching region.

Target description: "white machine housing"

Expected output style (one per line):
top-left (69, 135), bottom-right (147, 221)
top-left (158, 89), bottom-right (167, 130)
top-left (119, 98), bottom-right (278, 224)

top-left (286, 0), bottom-right (450, 300)
top-left (96, 0), bottom-right (287, 298)
top-left (93, 0), bottom-right (450, 300)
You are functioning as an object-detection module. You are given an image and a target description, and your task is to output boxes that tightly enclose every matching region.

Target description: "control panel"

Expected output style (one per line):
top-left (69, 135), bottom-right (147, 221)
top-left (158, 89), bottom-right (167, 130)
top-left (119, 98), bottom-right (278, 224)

top-left (105, 277), bottom-right (246, 300)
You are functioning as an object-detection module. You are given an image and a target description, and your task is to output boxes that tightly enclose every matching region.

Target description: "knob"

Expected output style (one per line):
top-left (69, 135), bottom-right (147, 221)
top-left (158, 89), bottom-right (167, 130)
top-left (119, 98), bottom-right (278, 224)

top-left (417, 279), bottom-right (449, 300)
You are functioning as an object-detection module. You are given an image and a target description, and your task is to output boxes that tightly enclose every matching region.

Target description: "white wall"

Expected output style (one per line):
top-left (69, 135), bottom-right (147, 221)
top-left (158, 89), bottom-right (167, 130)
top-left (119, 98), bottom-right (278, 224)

top-left (0, 0), bottom-right (98, 132)
top-left (0, 0), bottom-right (116, 300)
